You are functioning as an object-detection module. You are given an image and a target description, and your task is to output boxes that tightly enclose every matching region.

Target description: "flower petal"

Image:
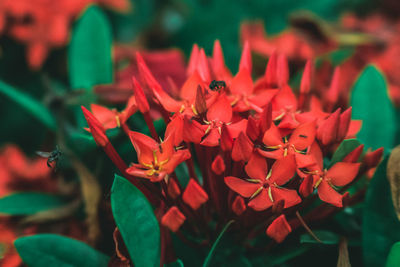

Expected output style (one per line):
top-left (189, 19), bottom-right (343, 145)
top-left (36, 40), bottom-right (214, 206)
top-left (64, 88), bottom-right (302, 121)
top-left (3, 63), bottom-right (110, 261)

top-left (206, 94), bottom-right (232, 123)
top-left (230, 67), bottom-right (253, 96)
top-left (317, 180), bottom-right (343, 207)
top-left (327, 162), bottom-right (360, 187)
top-left (271, 187), bottom-right (301, 208)
top-left (248, 189), bottom-right (273, 211)
top-left (232, 132), bottom-right (254, 162)
top-left (269, 154), bottom-right (296, 185)
top-left (224, 176), bottom-right (261, 198)
top-left (128, 131), bottom-right (158, 165)
top-left (245, 152), bottom-right (268, 180)
top-left (262, 123), bottom-right (283, 147)
top-left (289, 121), bottom-right (316, 151)
top-left (266, 214), bottom-right (292, 243)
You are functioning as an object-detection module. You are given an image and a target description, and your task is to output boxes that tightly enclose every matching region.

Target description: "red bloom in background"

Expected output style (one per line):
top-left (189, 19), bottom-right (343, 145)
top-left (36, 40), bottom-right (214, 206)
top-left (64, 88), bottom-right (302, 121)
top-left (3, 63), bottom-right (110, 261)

top-left (126, 132), bottom-right (191, 182)
top-left (225, 154), bottom-right (301, 211)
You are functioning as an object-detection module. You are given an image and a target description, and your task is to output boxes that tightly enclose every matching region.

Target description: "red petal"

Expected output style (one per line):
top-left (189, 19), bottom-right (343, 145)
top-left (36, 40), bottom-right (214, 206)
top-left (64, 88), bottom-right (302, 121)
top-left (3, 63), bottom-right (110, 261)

top-left (346, 120), bottom-right (362, 138)
top-left (120, 96), bottom-right (138, 123)
top-left (230, 68), bottom-right (253, 96)
top-left (90, 104), bottom-right (118, 130)
top-left (161, 206), bottom-right (186, 232)
top-left (239, 40), bottom-right (252, 73)
top-left (232, 196), bottom-right (246, 215)
top-left (132, 77), bottom-right (150, 113)
top-left (212, 40), bottom-right (232, 81)
top-left (272, 84), bottom-right (298, 111)
top-left (327, 162), bottom-right (360, 187)
top-left (180, 71), bottom-right (205, 101)
top-left (245, 152), bottom-right (268, 180)
top-left (325, 67), bottom-right (341, 108)
top-left (227, 119), bottom-right (248, 139)
top-left (128, 131), bottom-right (158, 166)
top-left (295, 153), bottom-right (316, 168)
top-left (266, 214), bottom-right (292, 243)
top-left (248, 189), bottom-right (273, 211)
top-left (201, 128), bottom-right (221, 147)
top-left (224, 176), bottom-right (261, 198)
top-left (262, 123), bottom-right (283, 147)
top-left (211, 155), bottom-right (226, 175)
top-left (206, 95), bottom-right (232, 123)
top-left (289, 121), bottom-right (316, 151)
top-left (246, 116), bottom-right (260, 141)
top-left (182, 116), bottom-right (205, 144)
top-left (182, 179), bottom-right (209, 210)
top-left (196, 48), bottom-right (211, 82)
top-left (299, 174), bottom-right (314, 197)
top-left (271, 186), bottom-right (301, 208)
top-left (259, 102), bottom-right (272, 133)
top-left (232, 132), bottom-right (254, 162)
top-left (167, 179), bottom-right (181, 199)
top-left (165, 115), bottom-right (184, 146)
top-left (317, 180), bottom-right (343, 207)
top-left (269, 155), bottom-right (296, 185)
top-left (162, 149), bottom-right (191, 174)
top-left (309, 141), bottom-right (323, 170)
top-left (220, 124), bottom-right (233, 151)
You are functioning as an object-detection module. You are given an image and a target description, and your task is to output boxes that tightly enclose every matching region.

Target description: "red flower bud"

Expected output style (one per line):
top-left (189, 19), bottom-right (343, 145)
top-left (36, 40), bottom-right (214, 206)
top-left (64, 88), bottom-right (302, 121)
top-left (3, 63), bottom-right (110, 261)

top-left (232, 132), bottom-right (253, 162)
top-left (232, 196), bottom-right (246, 216)
top-left (266, 215), bottom-right (292, 243)
top-left (132, 77), bottom-right (150, 113)
top-left (211, 155), bottom-right (226, 175)
top-left (81, 106), bottom-right (109, 147)
top-left (182, 179), bottom-right (209, 210)
top-left (194, 85), bottom-right (207, 115)
top-left (364, 147), bottom-right (384, 168)
top-left (259, 103), bottom-right (272, 133)
top-left (239, 40), bottom-right (252, 73)
top-left (265, 52), bottom-right (278, 87)
top-left (326, 67), bottom-right (341, 110)
top-left (277, 54), bottom-right (289, 87)
top-left (317, 108), bottom-right (341, 146)
top-left (246, 116), bottom-right (260, 142)
top-left (343, 144), bottom-right (364, 163)
top-left (300, 59), bottom-right (313, 95)
top-left (220, 124), bottom-right (233, 151)
top-left (161, 206), bottom-right (186, 232)
top-left (337, 107), bottom-right (352, 141)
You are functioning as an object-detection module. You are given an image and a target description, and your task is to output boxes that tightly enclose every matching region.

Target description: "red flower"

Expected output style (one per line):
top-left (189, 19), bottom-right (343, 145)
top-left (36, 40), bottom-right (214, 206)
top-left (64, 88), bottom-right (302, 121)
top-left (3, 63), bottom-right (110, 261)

top-left (126, 131), bottom-right (191, 182)
top-left (225, 153), bottom-right (301, 211)
top-left (258, 121), bottom-right (316, 168)
top-left (305, 144), bottom-right (361, 207)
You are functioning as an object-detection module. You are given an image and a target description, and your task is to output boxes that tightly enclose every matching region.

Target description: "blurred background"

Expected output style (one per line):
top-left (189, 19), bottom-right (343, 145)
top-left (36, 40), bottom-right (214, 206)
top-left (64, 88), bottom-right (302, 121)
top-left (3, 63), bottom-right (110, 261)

top-left (1, 0), bottom-right (400, 266)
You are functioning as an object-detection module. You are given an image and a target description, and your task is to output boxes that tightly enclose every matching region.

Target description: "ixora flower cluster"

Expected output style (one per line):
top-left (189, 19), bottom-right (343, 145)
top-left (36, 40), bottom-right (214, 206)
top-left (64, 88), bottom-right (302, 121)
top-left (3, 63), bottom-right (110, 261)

top-left (83, 41), bottom-right (383, 245)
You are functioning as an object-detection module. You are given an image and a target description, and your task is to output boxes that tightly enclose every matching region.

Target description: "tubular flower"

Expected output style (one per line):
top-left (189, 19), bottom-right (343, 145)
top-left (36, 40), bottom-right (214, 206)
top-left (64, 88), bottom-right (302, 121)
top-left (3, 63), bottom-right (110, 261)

top-left (126, 131), bottom-right (191, 182)
top-left (225, 154), bottom-right (301, 211)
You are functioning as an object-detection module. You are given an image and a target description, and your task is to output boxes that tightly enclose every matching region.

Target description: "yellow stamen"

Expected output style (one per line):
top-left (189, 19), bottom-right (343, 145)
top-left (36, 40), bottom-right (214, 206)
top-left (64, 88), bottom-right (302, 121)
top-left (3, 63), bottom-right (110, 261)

top-left (246, 179), bottom-right (262, 183)
top-left (205, 125), bottom-right (212, 135)
top-left (266, 169), bottom-right (272, 180)
top-left (283, 148), bottom-right (288, 157)
top-left (250, 186), bottom-right (264, 199)
top-left (115, 116), bottom-right (121, 128)
top-left (314, 177), bottom-right (323, 188)
top-left (179, 105), bottom-right (185, 113)
top-left (191, 104), bottom-right (198, 116)
top-left (268, 187), bottom-right (274, 202)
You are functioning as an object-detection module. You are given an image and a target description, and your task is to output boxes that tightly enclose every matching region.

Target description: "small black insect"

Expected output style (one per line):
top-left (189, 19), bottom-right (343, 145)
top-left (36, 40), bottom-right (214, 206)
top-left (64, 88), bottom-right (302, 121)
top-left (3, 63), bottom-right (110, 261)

top-left (299, 134), bottom-right (308, 138)
top-left (209, 80), bottom-right (226, 91)
top-left (36, 146), bottom-right (62, 168)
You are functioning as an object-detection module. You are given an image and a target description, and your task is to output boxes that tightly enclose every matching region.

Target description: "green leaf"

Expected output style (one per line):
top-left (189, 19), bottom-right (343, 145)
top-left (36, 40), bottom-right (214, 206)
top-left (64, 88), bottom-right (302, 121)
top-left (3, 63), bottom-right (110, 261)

top-left (350, 65), bottom-right (397, 152)
top-left (0, 80), bottom-right (56, 130)
top-left (69, 5), bottom-right (113, 90)
top-left (386, 241), bottom-right (400, 267)
top-left (203, 220), bottom-right (235, 267)
top-left (111, 175), bottom-right (160, 267)
top-left (330, 139), bottom-right (362, 166)
top-left (363, 157), bottom-right (400, 267)
top-left (165, 259), bottom-right (184, 267)
top-left (14, 234), bottom-right (109, 267)
top-left (300, 230), bottom-right (340, 245)
top-left (0, 193), bottom-right (66, 216)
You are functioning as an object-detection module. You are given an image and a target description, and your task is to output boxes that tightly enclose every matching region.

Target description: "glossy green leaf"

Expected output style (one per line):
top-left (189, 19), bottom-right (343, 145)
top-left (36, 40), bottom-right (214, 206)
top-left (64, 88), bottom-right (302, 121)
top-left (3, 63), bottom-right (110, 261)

top-left (111, 175), bottom-right (160, 267)
top-left (386, 241), bottom-right (400, 267)
top-left (0, 193), bottom-right (66, 216)
top-left (300, 230), bottom-right (340, 245)
top-left (363, 157), bottom-right (400, 267)
top-left (203, 220), bottom-right (235, 267)
top-left (69, 6), bottom-right (113, 90)
top-left (0, 80), bottom-right (56, 130)
top-left (330, 139), bottom-right (362, 166)
top-left (351, 65), bottom-right (396, 152)
top-left (14, 234), bottom-right (109, 267)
